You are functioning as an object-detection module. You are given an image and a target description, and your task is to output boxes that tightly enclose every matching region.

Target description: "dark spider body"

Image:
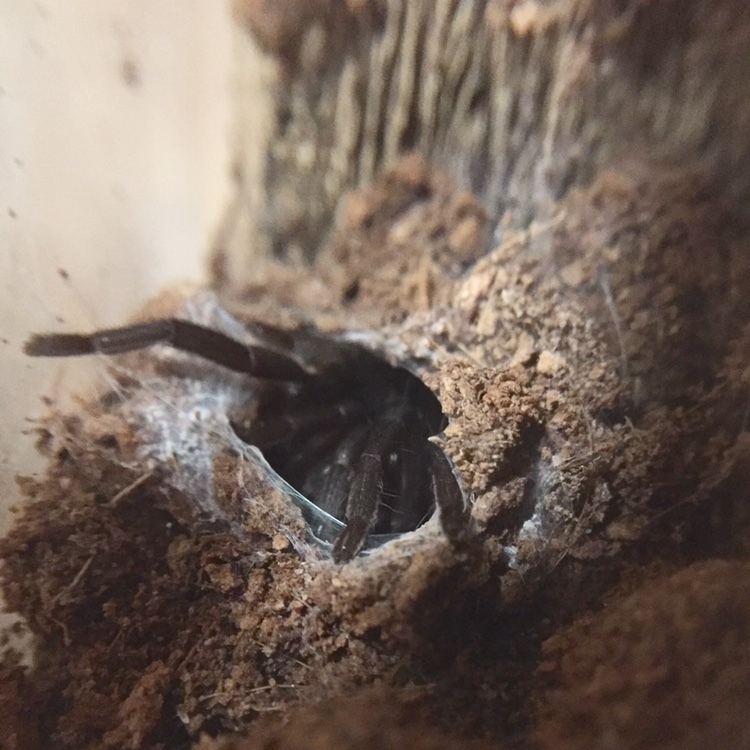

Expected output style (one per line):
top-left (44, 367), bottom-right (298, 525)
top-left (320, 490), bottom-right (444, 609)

top-left (25, 317), bottom-right (468, 561)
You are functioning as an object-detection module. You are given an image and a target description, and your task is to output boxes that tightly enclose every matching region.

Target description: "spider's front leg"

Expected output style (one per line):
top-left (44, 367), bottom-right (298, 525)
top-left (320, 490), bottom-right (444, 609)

top-left (331, 417), bottom-right (402, 563)
top-left (425, 441), bottom-right (470, 549)
top-left (24, 318), bottom-right (309, 382)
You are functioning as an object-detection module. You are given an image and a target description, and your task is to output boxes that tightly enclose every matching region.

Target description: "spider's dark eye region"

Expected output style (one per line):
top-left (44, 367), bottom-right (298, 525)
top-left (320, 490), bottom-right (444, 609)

top-left (25, 317), bottom-right (467, 561)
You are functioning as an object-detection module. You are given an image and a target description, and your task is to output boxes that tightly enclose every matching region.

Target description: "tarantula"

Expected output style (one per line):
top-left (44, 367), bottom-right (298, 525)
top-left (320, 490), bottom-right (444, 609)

top-left (25, 316), bottom-right (469, 562)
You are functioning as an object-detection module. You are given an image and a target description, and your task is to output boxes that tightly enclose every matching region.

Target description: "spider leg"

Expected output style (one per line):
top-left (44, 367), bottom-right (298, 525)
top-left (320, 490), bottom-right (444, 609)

top-left (379, 424), bottom-right (430, 534)
top-left (331, 417), bottom-right (401, 562)
top-left (425, 441), bottom-right (470, 548)
top-left (24, 319), bottom-right (309, 382)
top-left (231, 399), bottom-right (363, 449)
top-left (280, 425), bottom-right (352, 493)
top-left (306, 425), bottom-right (370, 520)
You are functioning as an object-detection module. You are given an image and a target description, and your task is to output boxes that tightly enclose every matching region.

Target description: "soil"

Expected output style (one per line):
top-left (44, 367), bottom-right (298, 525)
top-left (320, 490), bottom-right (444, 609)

top-left (2, 156), bottom-right (750, 749)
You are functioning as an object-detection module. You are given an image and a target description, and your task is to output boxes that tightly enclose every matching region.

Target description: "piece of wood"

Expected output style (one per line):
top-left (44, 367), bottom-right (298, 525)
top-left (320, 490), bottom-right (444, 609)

top-left (217, 0), bottom-right (750, 282)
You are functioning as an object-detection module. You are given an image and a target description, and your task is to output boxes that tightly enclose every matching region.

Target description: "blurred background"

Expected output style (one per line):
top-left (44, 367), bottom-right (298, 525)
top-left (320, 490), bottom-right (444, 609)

top-left (1, 1), bottom-right (235, 535)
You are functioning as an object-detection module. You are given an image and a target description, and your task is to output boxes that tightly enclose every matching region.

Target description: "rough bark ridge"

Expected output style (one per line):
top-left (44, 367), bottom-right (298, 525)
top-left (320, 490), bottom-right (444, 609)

top-left (219, 0), bottom-right (750, 274)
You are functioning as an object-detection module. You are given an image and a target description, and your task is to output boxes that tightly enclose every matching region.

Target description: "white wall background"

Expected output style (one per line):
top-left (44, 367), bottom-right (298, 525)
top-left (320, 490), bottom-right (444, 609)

top-left (0, 1), bottom-right (234, 535)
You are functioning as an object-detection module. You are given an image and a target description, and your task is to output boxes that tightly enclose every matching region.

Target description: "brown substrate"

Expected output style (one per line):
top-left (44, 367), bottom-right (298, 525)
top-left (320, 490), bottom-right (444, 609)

top-left (535, 559), bottom-right (750, 750)
top-left (2, 158), bottom-right (750, 749)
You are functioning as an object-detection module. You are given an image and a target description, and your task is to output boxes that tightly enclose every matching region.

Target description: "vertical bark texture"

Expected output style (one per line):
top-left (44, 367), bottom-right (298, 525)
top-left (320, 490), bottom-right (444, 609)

top-left (219, 0), bottom-right (750, 276)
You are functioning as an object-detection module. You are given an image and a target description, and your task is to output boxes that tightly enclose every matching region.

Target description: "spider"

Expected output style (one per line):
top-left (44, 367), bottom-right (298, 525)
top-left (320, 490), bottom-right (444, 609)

top-left (25, 316), bottom-right (469, 562)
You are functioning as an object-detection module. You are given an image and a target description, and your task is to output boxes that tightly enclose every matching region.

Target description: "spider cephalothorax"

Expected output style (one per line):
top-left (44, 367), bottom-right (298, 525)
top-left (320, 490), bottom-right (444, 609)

top-left (25, 316), bottom-right (469, 561)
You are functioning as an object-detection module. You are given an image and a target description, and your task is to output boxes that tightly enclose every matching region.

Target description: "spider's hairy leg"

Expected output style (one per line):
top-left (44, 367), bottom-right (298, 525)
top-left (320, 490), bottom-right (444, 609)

top-left (25, 319), bottom-right (309, 382)
top-left (232, 399), bottom-right (363, 449)
top-left (331, 417), bottom-right (401, 562)
top-left (385, 424), bottom-right (431, 533)
top-left (307, 425), bottom-right (370, 520)
top-left (282, 426), bottom-right (352, 492)
top-left (426, 441), bottom-right (469, 548)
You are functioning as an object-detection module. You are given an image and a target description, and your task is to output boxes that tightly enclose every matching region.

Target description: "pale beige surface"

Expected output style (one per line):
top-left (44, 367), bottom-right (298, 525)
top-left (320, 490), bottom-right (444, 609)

top-left (0, 1), bottom-right (234, 537)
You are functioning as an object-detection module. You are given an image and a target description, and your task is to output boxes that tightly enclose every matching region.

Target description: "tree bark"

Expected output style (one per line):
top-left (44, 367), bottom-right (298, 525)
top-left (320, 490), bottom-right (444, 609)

top-left (217, 0), bottom-right (750, 282)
